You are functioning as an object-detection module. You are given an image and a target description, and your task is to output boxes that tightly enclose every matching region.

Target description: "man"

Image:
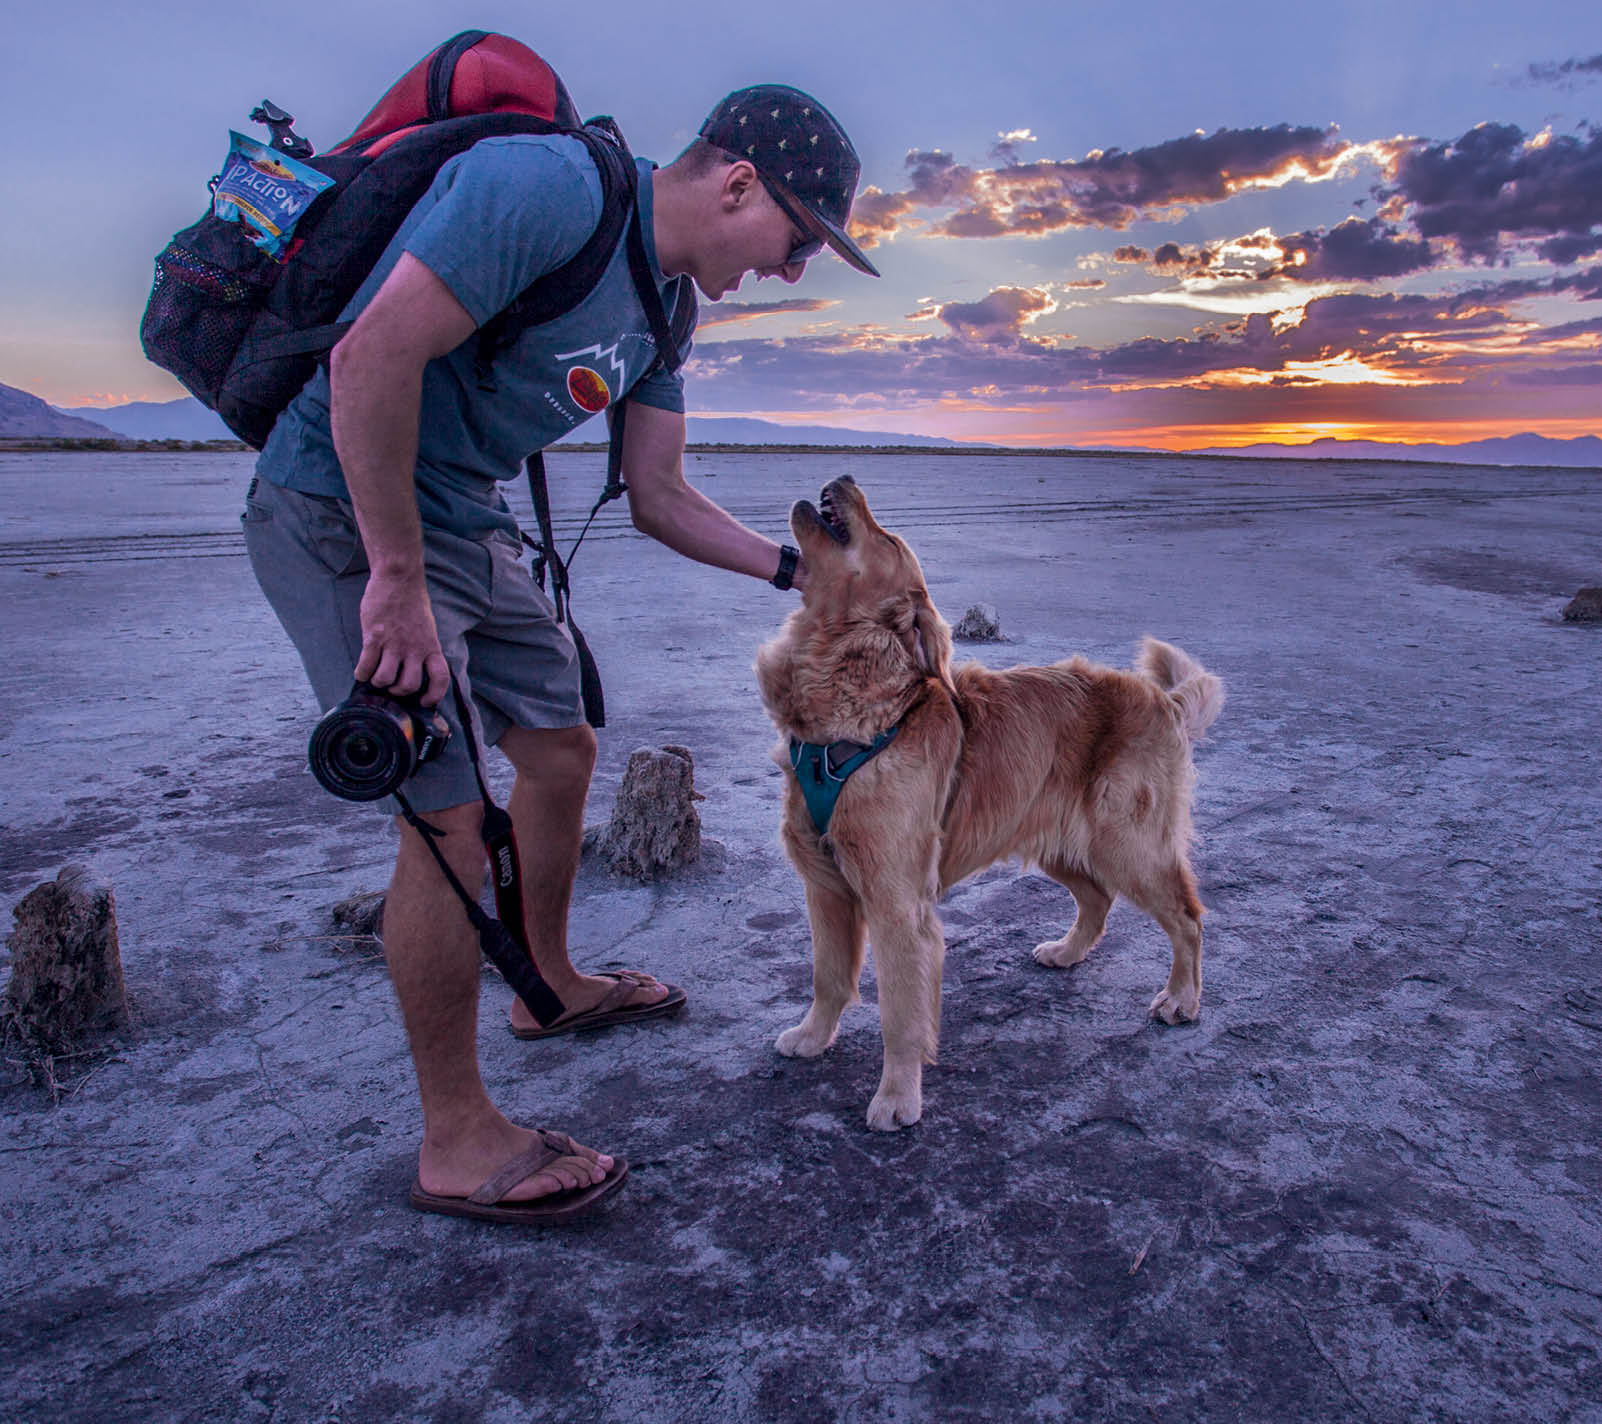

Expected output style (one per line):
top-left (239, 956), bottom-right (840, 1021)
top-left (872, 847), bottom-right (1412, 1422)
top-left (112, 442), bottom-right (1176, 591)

top-left (242, 85), bottom-right (880, 1224)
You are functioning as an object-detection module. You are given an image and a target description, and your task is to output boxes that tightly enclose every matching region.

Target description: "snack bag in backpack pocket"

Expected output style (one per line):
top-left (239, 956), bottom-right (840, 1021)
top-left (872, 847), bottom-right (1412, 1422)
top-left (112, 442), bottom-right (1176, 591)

top-left (140, 133), bottom-right (334, 419)
top-left (212, 131), bottom-right (334, 258)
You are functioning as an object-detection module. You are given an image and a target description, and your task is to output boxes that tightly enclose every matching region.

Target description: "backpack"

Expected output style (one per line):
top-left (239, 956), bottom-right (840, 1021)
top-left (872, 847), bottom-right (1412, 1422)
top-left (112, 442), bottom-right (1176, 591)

top-left (141, 30), bottom-right (697, 727)
top-left (139, 30), bottom-right (693, 451)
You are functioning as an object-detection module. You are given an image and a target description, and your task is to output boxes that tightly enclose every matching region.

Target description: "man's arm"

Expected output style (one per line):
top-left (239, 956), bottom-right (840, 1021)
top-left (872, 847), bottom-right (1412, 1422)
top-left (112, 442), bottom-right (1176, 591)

top-left (329, 252), bottom-right (478, 707)
top-left (620, 401), bottom-right (806, 589)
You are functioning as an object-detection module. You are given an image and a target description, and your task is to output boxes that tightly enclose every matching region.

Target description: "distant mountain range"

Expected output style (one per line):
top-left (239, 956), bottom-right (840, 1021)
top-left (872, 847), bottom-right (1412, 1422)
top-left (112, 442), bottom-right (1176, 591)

top-left (23, 388), bottom-right (966, 448)
top-left (2, 382), bottom-right (1598, 466)
top-left (670, 417), bottom-right (966, 448)
top-left (0, 383), bottom-right (121, 439)
top-left (1187, 433), bottom-right (1602, 468)
top-left (56, 395), bottom-right (234, 441)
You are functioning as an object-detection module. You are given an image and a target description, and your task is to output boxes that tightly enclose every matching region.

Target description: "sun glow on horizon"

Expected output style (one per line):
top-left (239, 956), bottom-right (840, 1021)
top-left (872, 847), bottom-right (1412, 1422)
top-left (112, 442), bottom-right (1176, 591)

top-left (1202, 353), bottom-right (1441, 388)
top-left (1049, 414), bottom-right (1602, 452)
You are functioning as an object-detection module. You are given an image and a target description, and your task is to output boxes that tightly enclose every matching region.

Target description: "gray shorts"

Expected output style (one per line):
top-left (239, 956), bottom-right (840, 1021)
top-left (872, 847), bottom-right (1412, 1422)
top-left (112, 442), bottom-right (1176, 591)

top-left (242, 477), bottom-right (584, 813)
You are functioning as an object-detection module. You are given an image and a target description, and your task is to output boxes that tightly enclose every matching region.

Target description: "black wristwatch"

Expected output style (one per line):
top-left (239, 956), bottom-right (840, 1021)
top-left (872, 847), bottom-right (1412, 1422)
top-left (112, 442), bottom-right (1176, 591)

top-left (770, 544), bottom-right (800, 590)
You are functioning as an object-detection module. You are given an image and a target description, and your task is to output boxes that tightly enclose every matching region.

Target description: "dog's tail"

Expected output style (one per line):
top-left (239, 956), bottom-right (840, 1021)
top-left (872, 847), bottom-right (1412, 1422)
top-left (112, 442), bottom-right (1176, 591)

top-left (1138, 637), bottom-right (1224, 742)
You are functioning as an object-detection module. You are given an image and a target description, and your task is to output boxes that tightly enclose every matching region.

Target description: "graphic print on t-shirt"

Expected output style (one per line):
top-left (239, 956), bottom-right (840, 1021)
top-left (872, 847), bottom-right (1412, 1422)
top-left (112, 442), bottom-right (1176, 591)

top-left (567, 367), bottom-right (610, 413)
top-left (556, 339), bottom-right (626, 415)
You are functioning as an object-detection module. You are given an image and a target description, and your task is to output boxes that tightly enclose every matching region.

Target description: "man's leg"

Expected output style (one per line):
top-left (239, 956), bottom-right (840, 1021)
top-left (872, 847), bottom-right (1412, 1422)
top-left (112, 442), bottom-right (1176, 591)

top-left (384, 799), bottom-right (615, 1201)
top-left (497, 724), bottom-right (671, 1033)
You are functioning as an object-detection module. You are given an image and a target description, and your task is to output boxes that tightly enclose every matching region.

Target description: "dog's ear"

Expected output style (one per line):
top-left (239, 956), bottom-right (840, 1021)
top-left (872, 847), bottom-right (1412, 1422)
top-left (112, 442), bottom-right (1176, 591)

top-left (895, 593), bottom-right (954, 693)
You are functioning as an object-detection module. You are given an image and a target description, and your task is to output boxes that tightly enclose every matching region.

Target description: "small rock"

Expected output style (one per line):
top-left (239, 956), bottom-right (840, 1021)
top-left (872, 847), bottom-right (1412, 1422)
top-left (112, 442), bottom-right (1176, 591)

top-left (953, 604), bottom-right (1004, 642)
top-left (331, 891), bottom-right (385, 939)
top-left (600, 746), bottom-right (703, 880)
top-left (1561, 587), bottom-right (1602, 622)
top-left (4, 864), bottom-right (128, 1050)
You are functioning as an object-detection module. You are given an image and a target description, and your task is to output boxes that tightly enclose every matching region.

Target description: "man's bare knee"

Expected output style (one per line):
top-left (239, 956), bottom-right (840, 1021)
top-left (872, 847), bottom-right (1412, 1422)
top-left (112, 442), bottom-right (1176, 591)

top-left (393, 801), bottom-right (487, 886)
top-left (499, 723), bottom-right (597, 785)
top-left (394, 800), bottom-right (484, 841)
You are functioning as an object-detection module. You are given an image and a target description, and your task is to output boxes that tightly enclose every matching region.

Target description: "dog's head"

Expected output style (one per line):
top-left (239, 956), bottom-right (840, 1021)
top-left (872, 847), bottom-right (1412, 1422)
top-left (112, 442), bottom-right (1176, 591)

top-left (758, 478), bottom-right (953, 737)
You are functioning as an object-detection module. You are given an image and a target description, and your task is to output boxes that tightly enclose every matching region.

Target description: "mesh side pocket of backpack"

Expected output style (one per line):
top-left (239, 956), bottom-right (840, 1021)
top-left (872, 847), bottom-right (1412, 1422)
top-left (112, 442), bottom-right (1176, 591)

top-left (140, 217), bottom-right (279, 410)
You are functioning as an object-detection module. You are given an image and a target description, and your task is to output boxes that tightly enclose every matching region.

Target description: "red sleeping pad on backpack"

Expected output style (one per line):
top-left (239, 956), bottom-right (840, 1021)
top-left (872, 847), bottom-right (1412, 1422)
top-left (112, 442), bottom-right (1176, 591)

top-left (330, 31), bottom-right (580, 158)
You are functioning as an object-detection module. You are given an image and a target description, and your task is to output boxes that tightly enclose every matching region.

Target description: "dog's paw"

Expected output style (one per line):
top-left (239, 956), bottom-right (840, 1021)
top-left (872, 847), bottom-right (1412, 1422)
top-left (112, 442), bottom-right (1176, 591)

top-left (865, 1085), bottom-right (922, 1131)
top-left (775, 1021), bottom-right (836, 1058)
top-left (1033, 936), bottom-right (1091, 968)
top-left (1150, 987), bottom-right (1201, 1024)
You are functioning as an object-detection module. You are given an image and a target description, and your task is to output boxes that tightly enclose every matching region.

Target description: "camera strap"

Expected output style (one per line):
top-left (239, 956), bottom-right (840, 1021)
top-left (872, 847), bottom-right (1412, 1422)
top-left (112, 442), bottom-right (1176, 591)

top-left (391, 677), bottom-right (568, 1028)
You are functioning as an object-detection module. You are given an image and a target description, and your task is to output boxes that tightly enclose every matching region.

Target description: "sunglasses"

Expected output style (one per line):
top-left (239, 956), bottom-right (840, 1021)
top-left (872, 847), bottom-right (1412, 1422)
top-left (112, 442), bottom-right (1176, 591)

top-left (760, 176), bottom-right (827, 265)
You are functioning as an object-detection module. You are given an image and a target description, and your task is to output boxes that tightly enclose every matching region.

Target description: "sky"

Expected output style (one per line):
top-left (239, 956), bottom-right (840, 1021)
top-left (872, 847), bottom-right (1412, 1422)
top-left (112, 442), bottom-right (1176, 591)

top-left (2, 1), bottom-right (1599, 449)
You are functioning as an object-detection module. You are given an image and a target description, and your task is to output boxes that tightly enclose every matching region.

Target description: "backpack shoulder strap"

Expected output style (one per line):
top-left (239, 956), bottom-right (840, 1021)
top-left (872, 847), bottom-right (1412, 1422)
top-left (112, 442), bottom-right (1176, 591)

top-left (600, 278), bottom-right (695, 496)
top-left (473, 125), bottom-right (635, 384)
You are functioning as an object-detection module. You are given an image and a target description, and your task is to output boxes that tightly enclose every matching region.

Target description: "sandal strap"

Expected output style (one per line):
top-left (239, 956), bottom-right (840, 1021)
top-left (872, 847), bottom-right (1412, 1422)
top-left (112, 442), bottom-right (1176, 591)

top-left (467, 1129), bottom-right (579, 1205)
top-left (588, 969), bottom-right (655, 1017)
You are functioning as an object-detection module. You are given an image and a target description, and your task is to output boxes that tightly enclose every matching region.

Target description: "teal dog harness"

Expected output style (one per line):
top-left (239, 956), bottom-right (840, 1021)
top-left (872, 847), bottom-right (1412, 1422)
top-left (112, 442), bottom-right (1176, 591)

top-left (788, 724), bottom-right (902, 836)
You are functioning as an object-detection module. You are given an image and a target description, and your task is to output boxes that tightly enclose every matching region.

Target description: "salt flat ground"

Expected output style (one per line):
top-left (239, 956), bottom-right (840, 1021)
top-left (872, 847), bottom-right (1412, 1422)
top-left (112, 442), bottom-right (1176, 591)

top-left (2, 448), bottom-right (1599, 1422)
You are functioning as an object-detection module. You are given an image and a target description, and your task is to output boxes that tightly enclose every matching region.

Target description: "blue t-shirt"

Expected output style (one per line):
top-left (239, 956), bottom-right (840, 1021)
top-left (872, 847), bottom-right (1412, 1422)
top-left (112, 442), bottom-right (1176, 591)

top-left (256, 134), bottom-right (695, 538)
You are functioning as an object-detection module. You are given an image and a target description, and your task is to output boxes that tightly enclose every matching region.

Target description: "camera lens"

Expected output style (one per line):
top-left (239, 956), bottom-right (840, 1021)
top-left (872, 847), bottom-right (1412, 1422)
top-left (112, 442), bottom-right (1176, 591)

top-left (344, 732), bottom-right (383, 770)
top-left (308, 701), bottom-right (417, 801)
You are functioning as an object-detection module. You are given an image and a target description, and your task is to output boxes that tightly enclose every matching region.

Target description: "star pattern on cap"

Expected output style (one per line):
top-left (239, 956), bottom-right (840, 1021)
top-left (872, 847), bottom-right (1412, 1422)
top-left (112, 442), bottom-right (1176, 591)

top-left (699, 84), bottom-right (876, 274)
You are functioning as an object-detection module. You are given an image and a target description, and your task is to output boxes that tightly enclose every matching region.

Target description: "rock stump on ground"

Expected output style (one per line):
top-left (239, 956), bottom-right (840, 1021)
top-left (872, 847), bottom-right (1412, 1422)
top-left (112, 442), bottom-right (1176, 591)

top-left (600, 746), bottom-right (703, 880)
top-left (1562, 587), bottom-right (1602, 621)
top-left (5, 864), bottom-right (128, 1049)
top-left (953, 604), bottom-right (1005, 641)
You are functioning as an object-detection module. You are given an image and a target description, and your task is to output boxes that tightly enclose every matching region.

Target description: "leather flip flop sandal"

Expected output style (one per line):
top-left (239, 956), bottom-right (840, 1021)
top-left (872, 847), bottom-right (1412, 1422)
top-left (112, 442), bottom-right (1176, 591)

top-left (510, 970), bottom-right (686, 1041)
top-left (408, 1130), bottom-right (628, 1225)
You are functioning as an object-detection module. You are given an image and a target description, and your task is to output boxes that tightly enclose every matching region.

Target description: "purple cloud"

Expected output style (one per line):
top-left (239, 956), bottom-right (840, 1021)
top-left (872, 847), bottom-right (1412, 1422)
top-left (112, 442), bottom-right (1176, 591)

top-left (696, 298), bottom-right (838, 329)
top-left (1525, 54), bottom-right (1602, 86)
top-left (1151, 242), bottom-right (1211, 272)
top-left (936, 287), bottom-right (1056, 343)
top-left (686, 284), bottom-right (1585, 414)
top-left (1273, 217), bottom-right (1437, 280)
top-left (850, 125), bottom-right (1368, 244)
top-left (1385, 122), bottom-right (1602, 264)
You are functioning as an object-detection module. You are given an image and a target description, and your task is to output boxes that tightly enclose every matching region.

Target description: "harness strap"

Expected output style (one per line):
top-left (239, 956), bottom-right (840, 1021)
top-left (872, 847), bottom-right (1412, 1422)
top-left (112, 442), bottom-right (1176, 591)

top-left (393, 676), bottom-right (567, 1027)
top-left (788, 723), bottom-right (902, 836)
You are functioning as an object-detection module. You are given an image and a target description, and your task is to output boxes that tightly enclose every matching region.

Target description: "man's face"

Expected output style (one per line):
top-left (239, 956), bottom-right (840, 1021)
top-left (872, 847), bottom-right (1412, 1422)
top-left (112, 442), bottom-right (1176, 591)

top-left (694, 165), bottom-right (822, 301)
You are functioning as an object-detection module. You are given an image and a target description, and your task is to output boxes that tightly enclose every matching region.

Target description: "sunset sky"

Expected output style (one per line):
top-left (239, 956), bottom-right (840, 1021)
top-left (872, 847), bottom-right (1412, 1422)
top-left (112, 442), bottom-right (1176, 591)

top-left (3, 1), bottom-right (1598, 449)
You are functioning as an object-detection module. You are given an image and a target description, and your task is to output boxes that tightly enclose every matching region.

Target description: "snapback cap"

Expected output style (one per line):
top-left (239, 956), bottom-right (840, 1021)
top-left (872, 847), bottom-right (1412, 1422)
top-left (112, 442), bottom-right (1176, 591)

top-left (699, 85), bottom-right (880, 277)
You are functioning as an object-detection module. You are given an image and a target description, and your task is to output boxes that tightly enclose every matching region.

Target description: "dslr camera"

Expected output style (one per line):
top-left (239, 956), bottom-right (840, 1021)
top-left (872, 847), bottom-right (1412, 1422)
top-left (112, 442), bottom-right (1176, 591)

top-left (308, 682), bottom-right (450, 801)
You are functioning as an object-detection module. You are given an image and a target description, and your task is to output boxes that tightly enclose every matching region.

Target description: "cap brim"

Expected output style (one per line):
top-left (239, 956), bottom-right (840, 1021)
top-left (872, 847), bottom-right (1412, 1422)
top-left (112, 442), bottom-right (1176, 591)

top-left (760, 166), bottom-right (882, 277)
top-left (817, 217), bottom-right (881, 277)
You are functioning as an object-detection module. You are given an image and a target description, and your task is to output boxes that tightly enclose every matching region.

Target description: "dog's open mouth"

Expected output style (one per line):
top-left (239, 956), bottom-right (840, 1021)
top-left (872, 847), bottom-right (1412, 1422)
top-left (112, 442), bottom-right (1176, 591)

top-left (816, 483), bottom-right (851, 545)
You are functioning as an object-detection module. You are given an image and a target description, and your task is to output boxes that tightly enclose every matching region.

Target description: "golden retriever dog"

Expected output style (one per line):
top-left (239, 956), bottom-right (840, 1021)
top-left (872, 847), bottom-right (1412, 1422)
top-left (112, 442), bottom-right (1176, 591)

top-left (755, 477), bottom-right (1223, 1130)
